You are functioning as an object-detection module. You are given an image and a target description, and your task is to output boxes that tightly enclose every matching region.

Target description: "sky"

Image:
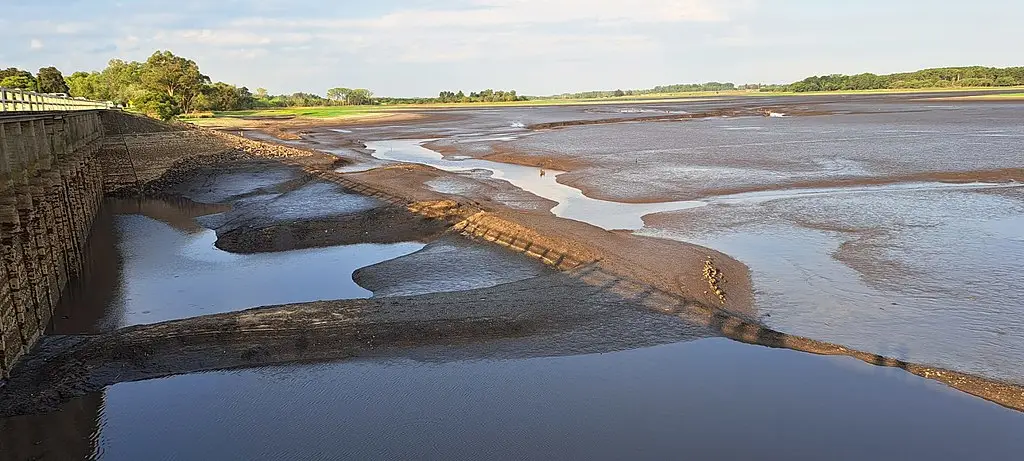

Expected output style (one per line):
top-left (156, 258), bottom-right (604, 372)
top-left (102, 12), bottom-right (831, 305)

top-left (2, 0), bottom-right (1022, 97)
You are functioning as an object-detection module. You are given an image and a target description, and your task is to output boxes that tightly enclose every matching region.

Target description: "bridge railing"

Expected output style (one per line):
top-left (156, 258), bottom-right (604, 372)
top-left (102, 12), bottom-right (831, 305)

top-left (0, 87), bottom-right (117, 112)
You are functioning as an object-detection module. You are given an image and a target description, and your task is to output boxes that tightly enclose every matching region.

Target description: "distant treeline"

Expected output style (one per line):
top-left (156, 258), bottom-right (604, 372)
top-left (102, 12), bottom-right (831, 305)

top-left (762, 66), bottom-right (1024, 92)
top-left (555, 82), bottom-right (742, 99)
top-left (5, 51), bottom-right (1022, 120)
top-left (548, 66), bottom-right (1024, 99)
top-left (2, 49), bottom-right (531, 119)
top-left (437, 89), bottom-right (525, 103)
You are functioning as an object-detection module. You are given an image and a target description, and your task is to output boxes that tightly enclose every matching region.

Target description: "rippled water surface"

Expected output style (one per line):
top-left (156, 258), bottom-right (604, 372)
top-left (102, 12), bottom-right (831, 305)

top-left (643, 184), bottom-right (1024, 383)
top-left (355, 101), bottom-right (1024, 384)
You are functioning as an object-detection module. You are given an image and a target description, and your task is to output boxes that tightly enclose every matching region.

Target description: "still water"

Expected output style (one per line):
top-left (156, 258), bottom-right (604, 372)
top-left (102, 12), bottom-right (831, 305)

top-left (52, 200), bottom-right (425, 333)
top-left (3, 339), bottom-right (1022, 460)
top-left (365, 139), bottom-right (705, 230)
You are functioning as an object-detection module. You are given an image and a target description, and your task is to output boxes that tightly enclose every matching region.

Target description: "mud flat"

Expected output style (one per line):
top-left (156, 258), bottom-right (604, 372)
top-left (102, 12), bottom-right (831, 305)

top-left (2, 98), bottom-right (1024, 459)
top-left (378, 96), bottom-right (1024, 386)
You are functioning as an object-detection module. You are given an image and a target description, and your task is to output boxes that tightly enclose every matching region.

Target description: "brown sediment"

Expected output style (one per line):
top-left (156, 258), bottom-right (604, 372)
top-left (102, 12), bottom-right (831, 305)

top-left (473, 143), bottom-right (1024, 203)
top-left (481, 143), bottom-right (590, 173)
top-left (526, 106), bottom-right (832, 130)
top-left (0, 267), bottom-right (713, 417)
top-left (200, 111), bottom-right (476, 143)
top-left (214, 204), bottom-right (450, 253)
top-left (5, 118), bottom-right (1024, 417)
top-left (695, 168), bottom-right (1024, 200)
top-left (197, 112), bottom-right (431, 141)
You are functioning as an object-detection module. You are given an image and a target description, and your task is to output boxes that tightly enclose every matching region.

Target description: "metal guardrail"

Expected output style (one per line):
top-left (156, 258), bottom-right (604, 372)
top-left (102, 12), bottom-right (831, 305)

top-left (0, 87), bottom-right (116, 112)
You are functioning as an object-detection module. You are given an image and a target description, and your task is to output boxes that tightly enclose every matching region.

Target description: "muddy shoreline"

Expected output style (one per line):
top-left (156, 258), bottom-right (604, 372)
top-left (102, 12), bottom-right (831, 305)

top-left (3, 100), bottom-right (1024, 420)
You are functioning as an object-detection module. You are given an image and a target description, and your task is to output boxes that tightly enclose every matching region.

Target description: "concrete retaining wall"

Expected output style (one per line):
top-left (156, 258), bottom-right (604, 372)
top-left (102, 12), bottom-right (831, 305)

top-left (96, 112), bottom-right (231, 194)
top-left (0, 111), bottom-right (105, 377)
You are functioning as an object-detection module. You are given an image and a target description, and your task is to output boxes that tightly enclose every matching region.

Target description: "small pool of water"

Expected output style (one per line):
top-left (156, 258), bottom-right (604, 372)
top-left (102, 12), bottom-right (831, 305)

top-left (3, 338), bottom-right (1021, 460)
top-left (365, 139), bottom-right (705, 230)
top-left (56, 203), bottom-right (425, 332)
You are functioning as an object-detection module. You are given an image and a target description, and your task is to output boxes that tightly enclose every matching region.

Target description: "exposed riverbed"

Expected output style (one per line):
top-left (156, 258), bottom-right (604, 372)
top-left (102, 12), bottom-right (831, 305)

top-left (3, 93), bottom-right (1022, 460)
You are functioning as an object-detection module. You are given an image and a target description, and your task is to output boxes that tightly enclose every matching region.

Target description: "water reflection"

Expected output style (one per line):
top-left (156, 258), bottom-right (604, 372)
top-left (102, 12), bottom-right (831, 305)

top-left (4, 339), bottom-right (1022, 460)
top-left (51, 199), bottom-right (425, 333)
top-left (365, 139), bottom-right (705, 230)
top-left (642, 187), bottom-right (1024, 384)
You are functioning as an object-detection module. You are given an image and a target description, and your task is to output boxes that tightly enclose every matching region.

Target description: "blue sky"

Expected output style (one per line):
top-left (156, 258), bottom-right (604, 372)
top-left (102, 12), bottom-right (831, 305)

top-left (2, 0), bottom-right (1021, 96)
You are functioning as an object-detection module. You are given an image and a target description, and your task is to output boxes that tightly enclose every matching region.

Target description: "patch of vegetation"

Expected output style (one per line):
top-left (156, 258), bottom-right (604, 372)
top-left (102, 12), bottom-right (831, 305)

top-left (762, 66), bottom-right (1024, 93)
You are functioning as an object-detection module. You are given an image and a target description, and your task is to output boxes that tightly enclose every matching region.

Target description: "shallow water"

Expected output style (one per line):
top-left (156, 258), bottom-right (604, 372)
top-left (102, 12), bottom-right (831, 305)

top-left (198, 181), bottom-right (382, 230)
top-left (354, 236), bottom-right (551, 297)
top-left (363, 101), bottom-right (1024, 385)
top-left (3, 338), bottom-right (1022, 461)
top-left (365, 139), bottom-right (704, 230)
top-left (53, 201), bottom-right (424, 332)
top-left (641, 186), bottom-right (1024, 383)
top-left (504, 103), bottom-right (1024, 201)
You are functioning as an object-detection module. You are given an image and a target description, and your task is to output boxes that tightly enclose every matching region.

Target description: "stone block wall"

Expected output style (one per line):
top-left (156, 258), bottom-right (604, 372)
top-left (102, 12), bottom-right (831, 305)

top-left (96, 112), bottom-right (231, 194)
top-left (0, 111), bottom-right (105, 377)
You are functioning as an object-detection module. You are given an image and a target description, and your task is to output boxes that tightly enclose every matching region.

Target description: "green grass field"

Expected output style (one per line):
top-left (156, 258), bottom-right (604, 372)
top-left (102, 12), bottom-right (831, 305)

top-left (180, 86), bottom-right (1024, 125)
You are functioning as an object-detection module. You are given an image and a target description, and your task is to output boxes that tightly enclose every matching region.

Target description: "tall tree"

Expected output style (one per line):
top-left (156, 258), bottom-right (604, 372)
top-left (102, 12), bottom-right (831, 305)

top-left (102, 59), bottom-right (145, 106)
top-left (0, 67), bottom-right (36, 90)
top-left (140, 50), bottom-right (210, 114)
top-left (347, 88), bottom-right (374, 105)
top-left (65, 71), bottom-right (103, 99)
top-left (37, 66), bottom-right (70, 93)
top-left (327, 87), bottom-right (352, 103)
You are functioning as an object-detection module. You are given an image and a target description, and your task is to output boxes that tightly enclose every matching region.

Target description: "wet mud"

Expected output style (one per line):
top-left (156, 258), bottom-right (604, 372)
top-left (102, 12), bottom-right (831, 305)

top-left (4, 95), bottom-right (1024, 456)
top-left (353, 235), bottom-right (552, 297)
top-left (0, 269), bottom-right (711, 417)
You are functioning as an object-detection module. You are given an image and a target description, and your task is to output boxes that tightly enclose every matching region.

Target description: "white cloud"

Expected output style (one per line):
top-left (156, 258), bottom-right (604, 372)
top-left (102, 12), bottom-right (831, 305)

top-left (231, 0), bottom-right (740, 29)
top-left (30, 39), bottom-right (44, 50)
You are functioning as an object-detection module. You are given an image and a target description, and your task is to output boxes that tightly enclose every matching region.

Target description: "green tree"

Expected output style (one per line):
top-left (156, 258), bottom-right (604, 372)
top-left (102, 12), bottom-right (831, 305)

top-left (0, 75), bottom-right (36, 90)
top-left (135, 91), bottom-right (178, 120)
top-left (327, 87), bottom-right (352, 103)
top-left (36, 67), bottom-right (70, 93)
top-left (140, 50), bottom-right (210, 114)
top-left (0, 68), bottom-right (36, 90)
top-left (65, 71), bottom-right (104, 98)
top-left (102, 59), bottom-right (145, 106)
top-left (347, 88), bottom-right (374, 105)
top-left (201, 82), bottom-right (254, 111)
top-left (994, 76), bottom-right (1018, 86)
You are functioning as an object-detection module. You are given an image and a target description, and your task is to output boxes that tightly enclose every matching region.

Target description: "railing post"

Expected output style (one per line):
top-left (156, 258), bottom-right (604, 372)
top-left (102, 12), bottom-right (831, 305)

top-left (0, 123), bottom-right (11, 190)
top-left (0, 88), bottom-right (111, 113)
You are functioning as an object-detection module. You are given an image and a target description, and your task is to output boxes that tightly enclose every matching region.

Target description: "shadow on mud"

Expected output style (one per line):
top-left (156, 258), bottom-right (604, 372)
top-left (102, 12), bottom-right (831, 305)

top-left (3, 138), bottom-right (1024, 419)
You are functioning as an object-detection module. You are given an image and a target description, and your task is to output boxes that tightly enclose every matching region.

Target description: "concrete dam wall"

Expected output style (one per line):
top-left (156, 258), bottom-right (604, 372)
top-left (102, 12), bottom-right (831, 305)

top-left (0, 111), bottom-right (105, 376)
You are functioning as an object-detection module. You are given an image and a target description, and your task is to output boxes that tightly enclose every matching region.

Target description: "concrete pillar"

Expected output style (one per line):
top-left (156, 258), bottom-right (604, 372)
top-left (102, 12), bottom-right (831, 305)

top-left (0, 124), bottom-right (12, 192)
top-left (0, 195), bottom-right (33, 347)
top-left (0, 261), bottom-right (18, 378)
